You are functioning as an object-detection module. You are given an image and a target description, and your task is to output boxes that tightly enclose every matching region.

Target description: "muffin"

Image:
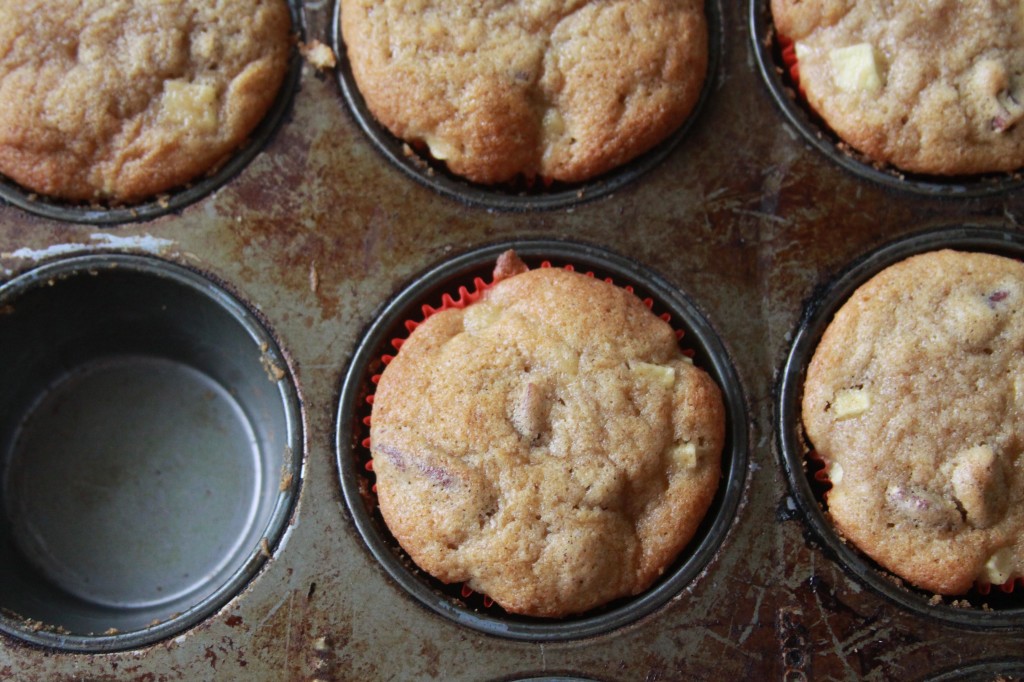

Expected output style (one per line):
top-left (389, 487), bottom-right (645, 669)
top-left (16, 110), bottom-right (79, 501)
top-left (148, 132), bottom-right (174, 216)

top-left (369, 251), bottom-right (725, 617)
top-left (802, 249), bottom-right (1024, 594)
top-left (340, 0), bottom-right (708, 185)
top-left (0, 0), bottom-right (293, 203)
top-left (771, 0), bottom-right (1024, 175)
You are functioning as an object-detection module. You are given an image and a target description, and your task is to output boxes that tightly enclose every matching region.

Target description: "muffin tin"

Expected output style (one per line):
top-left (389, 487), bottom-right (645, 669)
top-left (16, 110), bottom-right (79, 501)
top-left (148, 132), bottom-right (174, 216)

top-left (1, 0), bottom-right (1023, 678)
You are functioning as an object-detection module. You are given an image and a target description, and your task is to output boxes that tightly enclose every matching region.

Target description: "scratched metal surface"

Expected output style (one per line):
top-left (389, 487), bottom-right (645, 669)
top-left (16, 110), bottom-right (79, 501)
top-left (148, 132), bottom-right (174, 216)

top-left (1, 0), bottom-right (1023, 679)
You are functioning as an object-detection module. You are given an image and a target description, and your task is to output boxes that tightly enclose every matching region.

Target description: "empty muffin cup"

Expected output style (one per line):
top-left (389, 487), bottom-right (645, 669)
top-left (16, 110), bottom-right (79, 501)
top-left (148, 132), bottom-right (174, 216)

top-left (331, 0), bottom-right (722, 211)
top-left (0, 254), bottom-right (303, 651)
top-left (749, 0), bottom-right (1024, 198)
top-left (336, 240), bottom-right (748, 640)
top-left (777, 225), bottom-right (1024, 629)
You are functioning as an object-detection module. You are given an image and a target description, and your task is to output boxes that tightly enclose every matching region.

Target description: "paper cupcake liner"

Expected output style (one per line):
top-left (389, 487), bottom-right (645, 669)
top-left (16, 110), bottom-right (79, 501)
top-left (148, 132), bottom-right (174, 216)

top-left (337, 240), bottom-right (748, 640)
top-left (779, 225), bottom-right (1024, 628)
top-left (775, 33), bottom-right (803, 96)
top-left (358, 259), bottom-right (693, 614)
top-left (975, 578), bottom-right (1023, 596)
top-left (804, 448), bottom-right (831, 493)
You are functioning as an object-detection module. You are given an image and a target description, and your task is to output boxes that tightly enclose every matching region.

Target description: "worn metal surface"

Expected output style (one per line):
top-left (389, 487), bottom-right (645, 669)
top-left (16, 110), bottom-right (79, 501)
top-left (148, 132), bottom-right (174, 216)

top-left (0, 0), bottom-right (1022, 679)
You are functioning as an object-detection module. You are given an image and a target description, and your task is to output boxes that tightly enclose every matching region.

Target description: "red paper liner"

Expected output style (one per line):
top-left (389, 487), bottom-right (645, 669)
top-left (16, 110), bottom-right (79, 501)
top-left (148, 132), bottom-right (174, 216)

top-left (776, 32), bottom-right (803, 95)
top-left (804, 448), bottom-right (833, 508)
top-left (975, 578), bottom-right (1022, 596)
top-left (357, 258), bottom-right (694, 614)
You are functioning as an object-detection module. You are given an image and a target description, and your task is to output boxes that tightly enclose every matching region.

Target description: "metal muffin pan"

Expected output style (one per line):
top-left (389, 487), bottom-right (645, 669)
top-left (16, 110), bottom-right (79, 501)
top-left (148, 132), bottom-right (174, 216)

top-left (331, 0), bottom-right (723, 212)
top-left (777, 225), bottom-right (1024, 630)
top-left (0, 0), bottom-right (1023, 678)
top-left (336, 240), bottom-right (748, 641)
top-left (0, 255), bottom-right (303, 652)
top-left (926, 658), bottom-right (1024, 681)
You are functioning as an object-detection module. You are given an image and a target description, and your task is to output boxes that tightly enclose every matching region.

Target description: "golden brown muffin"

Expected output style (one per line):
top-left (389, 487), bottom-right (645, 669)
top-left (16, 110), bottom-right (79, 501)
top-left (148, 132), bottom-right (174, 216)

top-left (0, 0), bottom-right (292, 203)
top-left (772, 0), bottom-right (1024, 175)
top-left (803, 250), bottom-right (1024, 594)
top-left (370, 252), bottom-right (725, 617)
top-left (340, 0), bottom-right (707, 185)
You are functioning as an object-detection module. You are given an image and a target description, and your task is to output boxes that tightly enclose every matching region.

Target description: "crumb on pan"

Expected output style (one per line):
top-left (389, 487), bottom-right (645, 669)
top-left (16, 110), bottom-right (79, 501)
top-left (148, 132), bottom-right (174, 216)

top-left (300, 39), bottom-right (338, 71)
top-left (492, 250), bottom-right (530, 282)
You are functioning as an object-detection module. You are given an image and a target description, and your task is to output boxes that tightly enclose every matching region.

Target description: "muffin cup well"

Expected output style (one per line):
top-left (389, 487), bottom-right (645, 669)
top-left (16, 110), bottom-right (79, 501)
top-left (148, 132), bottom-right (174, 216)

top-left (749, 0), bottom-right (1024, 198)
top-left (0, 254), bottom-right (303, 651)
top-left (506, 677), bottom-right (600, 682)
top-left (336, 240), bottom-right (748, 640)
top-left (330, 0), bottom-right (722, 212)
top-left (0, 1), bottom-right (303, 226)
top-left (926, 658), bottom-right (1024, 682)
top-left (776, 225), bottom-right (1024, 629)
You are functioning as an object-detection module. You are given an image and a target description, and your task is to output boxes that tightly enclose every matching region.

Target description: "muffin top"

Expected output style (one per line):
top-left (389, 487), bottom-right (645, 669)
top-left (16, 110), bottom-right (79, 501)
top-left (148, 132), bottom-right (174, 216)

top-left (370, 252), bottom-right (725, 617)
top-left (340, 0), bottom-right (707, 185)
top-left (802, 249), bottom-right (1024, 594)
top-left (0, 0), bottom-right (292, 203)
top-left (772, 0), bottom-right (1024, 175)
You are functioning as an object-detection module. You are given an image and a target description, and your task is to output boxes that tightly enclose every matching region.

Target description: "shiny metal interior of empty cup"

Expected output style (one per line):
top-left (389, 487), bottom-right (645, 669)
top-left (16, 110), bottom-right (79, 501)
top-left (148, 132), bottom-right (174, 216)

top-left (336, 240), bottom-right (748, 641)
top-left (776, 225), bottom-right (1024, 629)
top-left (0, 254), bottom-right (303, 651)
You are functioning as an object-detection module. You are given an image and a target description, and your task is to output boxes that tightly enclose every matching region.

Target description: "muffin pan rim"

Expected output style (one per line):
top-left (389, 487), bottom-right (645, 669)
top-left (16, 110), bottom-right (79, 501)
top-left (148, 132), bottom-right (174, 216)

top-left (776, 224), bottom-right (1024, 631)
top-left (0, 252), bottom-right (306, 652)
top-left (925, 657), bottom-right (1024, 681)
top-left (335, 238), bottom-right (750, 641)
